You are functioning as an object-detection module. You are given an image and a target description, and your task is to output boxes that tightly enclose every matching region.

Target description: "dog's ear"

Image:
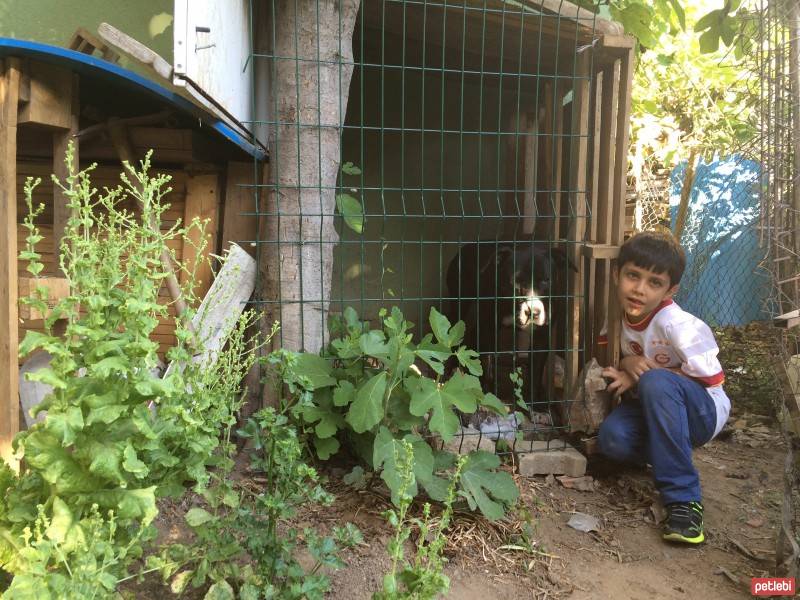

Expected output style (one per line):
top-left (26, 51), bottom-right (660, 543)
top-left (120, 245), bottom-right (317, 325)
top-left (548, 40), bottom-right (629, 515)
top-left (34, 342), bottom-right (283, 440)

top-left (551, 247), bottom-right (578, 273)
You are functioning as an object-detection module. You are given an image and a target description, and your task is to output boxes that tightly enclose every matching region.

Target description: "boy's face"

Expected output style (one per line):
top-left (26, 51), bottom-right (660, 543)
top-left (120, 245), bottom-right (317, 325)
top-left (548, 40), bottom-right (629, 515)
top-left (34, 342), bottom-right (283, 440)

top-left (613, 262), bottom-right (679, 324)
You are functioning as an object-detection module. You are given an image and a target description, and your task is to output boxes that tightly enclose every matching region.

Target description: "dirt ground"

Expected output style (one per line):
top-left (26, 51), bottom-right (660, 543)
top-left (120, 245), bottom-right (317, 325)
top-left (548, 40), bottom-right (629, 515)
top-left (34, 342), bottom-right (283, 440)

top-left (322, 415), bottom-right (785, 600)
top-left (130, 323), bottom-right (790, 599)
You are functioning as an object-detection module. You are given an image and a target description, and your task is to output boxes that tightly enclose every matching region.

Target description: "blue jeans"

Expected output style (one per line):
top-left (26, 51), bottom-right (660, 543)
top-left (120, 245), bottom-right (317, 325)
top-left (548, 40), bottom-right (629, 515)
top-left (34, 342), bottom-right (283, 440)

top-left (597, 369), bottom-right (718, 505)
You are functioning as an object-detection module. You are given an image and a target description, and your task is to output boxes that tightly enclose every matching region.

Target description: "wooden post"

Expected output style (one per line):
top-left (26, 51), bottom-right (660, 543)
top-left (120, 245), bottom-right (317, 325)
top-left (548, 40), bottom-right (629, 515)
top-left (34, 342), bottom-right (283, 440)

top-left (522, 111), bottom-right (538, 236)
top-left (607, 44), bottom-right (635, 369)
top-left (222, 162), bottom-right (260, 257)
top-left (565, 52), bottom-right (592, 398)
top-left (592, 60), bottom-right (620, 364)
top-left (0, 58), bottom-right (21, 465)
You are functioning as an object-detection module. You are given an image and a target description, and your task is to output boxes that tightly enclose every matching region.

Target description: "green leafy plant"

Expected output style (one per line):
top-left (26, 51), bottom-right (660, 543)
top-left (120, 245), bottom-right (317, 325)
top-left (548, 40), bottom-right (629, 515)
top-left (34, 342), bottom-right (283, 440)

top-left (151, 407), bottom-right (362, 599)
top-left (1, 146), bottom-right (259, 597)
top-left (277, 305), bottom-right (519, 520)
top-left (374, 439), bottom-right (463, 600)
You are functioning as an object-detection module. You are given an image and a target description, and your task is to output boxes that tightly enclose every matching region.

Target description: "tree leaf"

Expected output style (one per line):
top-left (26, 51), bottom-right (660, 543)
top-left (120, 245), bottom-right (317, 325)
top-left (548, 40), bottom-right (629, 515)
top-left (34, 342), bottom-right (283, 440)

top-left (333, 380), bottom-right (356, 407)
top-left (428, 307), bottom-right (464, 348)
top-left (698, 27), bottom-right (720, 54)
top-left (455, 345), bottom-right (483, 376)
top-left (459, 451), bottom-right (519, 520)
top-left (373, 427), bottom-right (416, 504)
top-left (336, 193), bottom-right (364, 233)
top-left (407, 378), bottom-right (461, 442)
top-left (479, 393), bottom-right (508, 416)
top-left (313, 435), bottom-right (340, 460)
top-left (346, 372), bottom-right (387, 433)
top-left (341, 161), bottom-right (362, 176)
top-left (294, 354), bottom-right (336, 389)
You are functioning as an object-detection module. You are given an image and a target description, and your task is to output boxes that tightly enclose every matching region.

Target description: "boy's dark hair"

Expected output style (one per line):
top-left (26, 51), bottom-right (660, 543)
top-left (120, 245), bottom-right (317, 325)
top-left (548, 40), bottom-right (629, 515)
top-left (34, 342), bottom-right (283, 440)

top-left (617, 230), bottom-right (686, 286)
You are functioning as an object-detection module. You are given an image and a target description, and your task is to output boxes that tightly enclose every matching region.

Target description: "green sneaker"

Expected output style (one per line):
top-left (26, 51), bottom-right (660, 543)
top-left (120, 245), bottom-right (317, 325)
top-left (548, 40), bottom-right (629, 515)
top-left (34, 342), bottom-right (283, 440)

top-left (662, 501), bottom-right (705, 544)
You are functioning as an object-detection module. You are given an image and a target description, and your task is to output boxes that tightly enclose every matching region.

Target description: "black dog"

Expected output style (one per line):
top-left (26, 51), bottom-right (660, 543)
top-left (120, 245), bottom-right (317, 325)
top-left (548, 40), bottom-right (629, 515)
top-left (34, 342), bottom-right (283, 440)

top-left (445, 242), bottom-right (576, 415)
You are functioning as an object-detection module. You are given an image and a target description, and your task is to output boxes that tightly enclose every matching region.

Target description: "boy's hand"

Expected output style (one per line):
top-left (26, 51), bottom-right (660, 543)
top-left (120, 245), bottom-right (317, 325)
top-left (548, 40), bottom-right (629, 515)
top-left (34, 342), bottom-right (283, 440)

top-left (619, 355), bottom-right (657, 382)
top-left (602, 366), bottom-right (635, 402)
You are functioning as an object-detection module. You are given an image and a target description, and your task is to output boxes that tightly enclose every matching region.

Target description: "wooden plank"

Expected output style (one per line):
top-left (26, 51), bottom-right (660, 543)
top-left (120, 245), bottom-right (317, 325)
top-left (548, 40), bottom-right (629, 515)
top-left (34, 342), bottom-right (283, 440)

top-left (98, 22), bottom-right (173, 81)
top-left (52, 72), bottom-right (79, 273)
top-left (221, 161), bottom-right (259, 257)
top-left (592, 60), bottom-right (619, 363)
top-left (606, 47), bottom-right (634, 369)
top-left (582, 243), bottom-right (620, 259)
top-left (18, 277), bottom-right (70, 320)
top-left (0, 58), bottom-right (21, 465)
top-left (183, 173), bottom-right (220, 300)
top-left (535, 82), bottom-right (554, 241)
top-left (550, 82), bottom-right (566, 240)
top-left (775, 309), bottom-right (800, 329)
top-left (17, 61), bottom-right (73, 130)
top-left (564, 52), bottom-right (591, 398)
top-left (164, 244), bottom-right (256, 378)
top-left (586, 72), bottom-right (603, 361)
top-left (522, 112), bottom-right (538, 236)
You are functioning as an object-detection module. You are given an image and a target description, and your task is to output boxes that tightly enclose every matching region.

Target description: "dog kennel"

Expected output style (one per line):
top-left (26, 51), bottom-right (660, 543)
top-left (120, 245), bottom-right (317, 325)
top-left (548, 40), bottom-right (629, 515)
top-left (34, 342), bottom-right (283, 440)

top-left (241, 0), bottom-right (635, 441)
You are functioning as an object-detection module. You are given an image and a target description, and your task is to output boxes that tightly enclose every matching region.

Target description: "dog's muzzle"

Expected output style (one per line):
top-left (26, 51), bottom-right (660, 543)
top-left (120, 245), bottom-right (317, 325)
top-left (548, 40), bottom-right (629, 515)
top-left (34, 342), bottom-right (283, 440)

top-left (518, 295), bottom-right (546, 327)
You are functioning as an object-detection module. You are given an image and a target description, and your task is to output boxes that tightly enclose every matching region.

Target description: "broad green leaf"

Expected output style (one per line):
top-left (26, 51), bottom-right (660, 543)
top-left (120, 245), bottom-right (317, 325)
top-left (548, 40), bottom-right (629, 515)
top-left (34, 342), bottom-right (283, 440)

top-left (698, 27), bottom-right (720, 54)
top-left (414, 334), bottom-right (450, 375)
top-left (3, 574), bottom-right (53, 599)
top-left (88, 443), bottom-right (126, 486)
top-left (455, 345), bottom-right (483, 376)
top-left (333, 380), bottom-right (356, 406)
top-left (45, 406), bottom-right (84, 446)
top-left (667, 0), bottom-right (685, 30)
top-left (480, 393), bottom-right (508, 416)
top-left (45, 497), bottom-right (86, 551)
top-left (336, 193), bottom-right (364, 234)
top-left (204, 579), bottom-right (235, 600)
top-left (313, 435), bottom-right (340, 460)
top-left (185, 507), bottom-right (215, 527)
top-left (346, 372), bottom-right (387, 433)
top-left (386, 387), bottom-right (425, 430)
top-left (86, 403), bottom-right (128, 425)
top-left (170, 571), bottom-right (193, 595)
top-left (92, 487), bottom-right (158, 524)
top-left (373, 427), bottom-right (416, 504)
top-left (459, 451), bottom-right (519, 521)
top-left (359, 330), bottom-right (390, 361)
top-left (123, 443), bottom-right (150, 478)
top-left (22, 431), bottom-right (98, 493)
top-left (294, 354), bottom-right (336, 389)
top-left (303, 387), bottom-right (345, 439)
top-left (26, 367), bottom-right (66, 390)
top-left (408, 378), bottom-right (460, 442)
top-left (429, 307), bottom-right (464, 348)
top-left (90, 356), bottom-right (129, 378)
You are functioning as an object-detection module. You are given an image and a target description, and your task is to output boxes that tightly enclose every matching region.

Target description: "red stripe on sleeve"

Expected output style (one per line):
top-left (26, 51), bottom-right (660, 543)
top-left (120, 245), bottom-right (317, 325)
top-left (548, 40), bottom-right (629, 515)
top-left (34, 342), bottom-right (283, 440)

top-left (690, 371), bottom-right (725, 387)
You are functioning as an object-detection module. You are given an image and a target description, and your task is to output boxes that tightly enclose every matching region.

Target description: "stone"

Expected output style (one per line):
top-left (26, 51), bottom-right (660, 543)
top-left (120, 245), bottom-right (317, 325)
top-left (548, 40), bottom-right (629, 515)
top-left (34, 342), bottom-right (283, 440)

top-left (560, 358), bottom-right (612, 435)
top-left (518, 440), bottom-right (587, 477)
top-left (441, 426), bottom-right (496, 455)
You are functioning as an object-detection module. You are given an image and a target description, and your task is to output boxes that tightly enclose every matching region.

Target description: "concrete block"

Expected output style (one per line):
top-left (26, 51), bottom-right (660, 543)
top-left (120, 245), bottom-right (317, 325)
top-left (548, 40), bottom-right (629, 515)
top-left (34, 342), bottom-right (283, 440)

top-left (441, 426), bottom-right (496, 455)
top-left (518, 440), bottom-right (587, 477)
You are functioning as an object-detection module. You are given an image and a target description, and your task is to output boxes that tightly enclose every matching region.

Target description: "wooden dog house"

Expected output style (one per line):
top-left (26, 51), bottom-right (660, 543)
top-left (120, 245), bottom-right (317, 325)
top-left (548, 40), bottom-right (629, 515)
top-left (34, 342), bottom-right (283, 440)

top-left (0, 37), bottom-right (266, 460)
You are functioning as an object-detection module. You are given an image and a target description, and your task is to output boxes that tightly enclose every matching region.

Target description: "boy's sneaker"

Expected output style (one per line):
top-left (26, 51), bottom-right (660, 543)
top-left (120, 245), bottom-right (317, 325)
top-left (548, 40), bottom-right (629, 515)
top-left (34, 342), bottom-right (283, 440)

top-left (662, 501), bottom-right (705, 544)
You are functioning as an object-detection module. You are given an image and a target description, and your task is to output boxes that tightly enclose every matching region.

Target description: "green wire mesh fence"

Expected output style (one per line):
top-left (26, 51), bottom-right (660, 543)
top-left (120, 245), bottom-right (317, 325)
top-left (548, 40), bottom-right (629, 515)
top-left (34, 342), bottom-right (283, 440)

top-left (244, 0), bottom-right (633, 453)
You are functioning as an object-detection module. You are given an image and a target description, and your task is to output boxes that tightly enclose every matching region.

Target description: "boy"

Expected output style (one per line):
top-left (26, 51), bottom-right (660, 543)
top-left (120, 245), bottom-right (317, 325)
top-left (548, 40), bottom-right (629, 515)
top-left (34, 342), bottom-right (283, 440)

top-left (598, 230), bottom-right (730, 545)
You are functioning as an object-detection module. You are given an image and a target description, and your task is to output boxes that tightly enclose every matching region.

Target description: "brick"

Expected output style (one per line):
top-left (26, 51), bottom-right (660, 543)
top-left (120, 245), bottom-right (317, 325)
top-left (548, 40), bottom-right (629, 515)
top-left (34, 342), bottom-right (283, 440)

top-left (518, 440), bottom-right (587, 477)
